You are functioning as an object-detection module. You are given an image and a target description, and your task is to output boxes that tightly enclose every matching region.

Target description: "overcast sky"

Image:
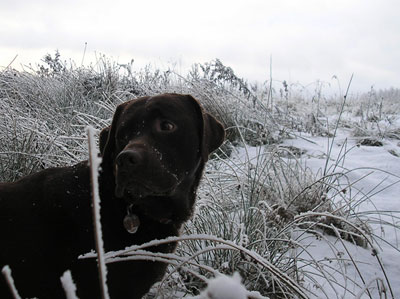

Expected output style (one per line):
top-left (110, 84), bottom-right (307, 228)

top-left (1, 0), bottom-right (399, 94)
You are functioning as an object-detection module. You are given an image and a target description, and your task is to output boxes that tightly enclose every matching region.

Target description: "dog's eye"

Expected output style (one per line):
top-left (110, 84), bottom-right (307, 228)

top-left (159, 121), bottom-right (176, 132)
top-left (155, 119), bottom-right (177, 133)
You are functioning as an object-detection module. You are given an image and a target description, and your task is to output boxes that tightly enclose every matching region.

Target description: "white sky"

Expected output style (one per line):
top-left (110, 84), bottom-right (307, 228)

top-left (1, 0), bottom-right (399, 93)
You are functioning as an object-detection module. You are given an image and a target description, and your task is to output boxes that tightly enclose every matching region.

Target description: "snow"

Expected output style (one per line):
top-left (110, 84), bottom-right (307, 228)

top-left (281, 128), bottom-right (400, 298)
top-left (60, 270), bottom-right (79, 299)
top-left (219, 124), bottom-right (399, 298)
top-left (192, 273), bottom-right (249, 299)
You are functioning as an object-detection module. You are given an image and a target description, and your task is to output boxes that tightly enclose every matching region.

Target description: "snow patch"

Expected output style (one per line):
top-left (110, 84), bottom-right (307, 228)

top-left (195, 273), bottom-right (248, 299)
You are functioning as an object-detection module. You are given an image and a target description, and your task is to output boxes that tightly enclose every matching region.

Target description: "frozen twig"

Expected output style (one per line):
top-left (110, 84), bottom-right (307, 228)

top-left (354, 277), bottom-right (387, 299)
top-left (60, 270), bottom-right (80, 299)
top-left (1, 265), bottom-right (22, 299)
top-left (82, 234), bottom-right (308, 299)
top-left (86, 126), bottom-right (110, 299)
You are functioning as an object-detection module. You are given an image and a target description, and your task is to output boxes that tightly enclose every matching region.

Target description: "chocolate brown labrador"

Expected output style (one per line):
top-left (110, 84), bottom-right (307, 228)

top-left (0, 93), bottom-right (225, 299)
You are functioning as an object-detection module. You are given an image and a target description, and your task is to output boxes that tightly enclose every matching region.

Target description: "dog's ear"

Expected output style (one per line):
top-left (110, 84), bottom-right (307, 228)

top-left (202, 112), bottom-right (225, 161)
top-left (185, 95), bottom-right (225, 162)
top-left (100, 102), bottom-right (127, 167)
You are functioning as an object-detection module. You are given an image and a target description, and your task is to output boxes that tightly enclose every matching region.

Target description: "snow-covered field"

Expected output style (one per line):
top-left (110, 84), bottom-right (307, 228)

top-left (284, 128), bottom-right (400, 298)
top-left (188, 124), bottom-right (400, 299)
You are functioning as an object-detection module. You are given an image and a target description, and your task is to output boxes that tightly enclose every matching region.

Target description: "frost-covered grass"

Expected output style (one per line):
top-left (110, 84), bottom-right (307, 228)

top-left (87, 126), bottom-right (110, 299)
top-left (1, 265), bottom-right (22, 299)
top-left (1, 53), bottom-right (399, 298)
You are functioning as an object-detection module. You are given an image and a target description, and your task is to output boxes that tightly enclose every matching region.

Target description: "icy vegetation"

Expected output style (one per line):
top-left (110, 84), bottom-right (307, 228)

top-left (60, 270), bottom-right (79, 299)
top-left (1, 266), bottom-right (22, 299)
top-left (86, 126), bottom-right (110, 299)
top-left (1, 52), bottom-right (399, 298)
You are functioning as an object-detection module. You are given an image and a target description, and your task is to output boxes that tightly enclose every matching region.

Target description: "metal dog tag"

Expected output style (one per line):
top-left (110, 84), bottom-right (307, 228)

top-left (123, 213), bottom-right (140, 234)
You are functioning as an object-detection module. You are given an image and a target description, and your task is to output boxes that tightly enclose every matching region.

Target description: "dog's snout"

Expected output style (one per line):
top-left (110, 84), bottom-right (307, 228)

top-left (116, 150), bottom-right (143, 168)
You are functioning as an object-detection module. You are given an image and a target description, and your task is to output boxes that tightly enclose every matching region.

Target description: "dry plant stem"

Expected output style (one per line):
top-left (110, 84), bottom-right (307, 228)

top-left (99, 234), bottom-right (308, 299)
top-left (60, 270), bottom-right (79, 299)
top-left (159, 244), bottom-right (228, 286)
top-left (355, 277), bottom-right (387, 299)
top-left (4, 55), bottom-right (18, 69)
top-left (108, 251), bottom-right (211, 283)
top-left (324, 73), bottom-right (353, 177)
top-left (87, 126), bottom-right (110, 299)
top-left (267, 55), bottom-right (273, 109)
top-left (1, 266), bottom-right (22, 299)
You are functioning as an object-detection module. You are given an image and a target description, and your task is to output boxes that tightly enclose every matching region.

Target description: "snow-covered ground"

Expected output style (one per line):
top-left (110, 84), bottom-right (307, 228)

top-left (188, 125), bottom-right (399, 299)
top-left (282, 128), bottom-right (400, 298)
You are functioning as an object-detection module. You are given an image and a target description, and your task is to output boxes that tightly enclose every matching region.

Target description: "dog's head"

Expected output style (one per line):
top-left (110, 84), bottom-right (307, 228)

top-left (99, 93), bottom-right (225, 222)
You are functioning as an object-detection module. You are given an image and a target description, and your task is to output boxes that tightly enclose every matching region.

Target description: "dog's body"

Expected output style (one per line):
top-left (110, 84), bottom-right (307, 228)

top-left (0, 94), bottom-right (225, 299)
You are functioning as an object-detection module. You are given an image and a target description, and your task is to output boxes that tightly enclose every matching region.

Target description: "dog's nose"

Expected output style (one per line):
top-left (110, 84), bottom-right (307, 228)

top-left (116, 150), bottom-right (143, 168)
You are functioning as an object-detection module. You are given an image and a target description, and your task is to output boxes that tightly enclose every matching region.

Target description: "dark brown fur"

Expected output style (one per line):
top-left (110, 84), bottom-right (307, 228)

top-left (0, 93), bottom-right (225, 299)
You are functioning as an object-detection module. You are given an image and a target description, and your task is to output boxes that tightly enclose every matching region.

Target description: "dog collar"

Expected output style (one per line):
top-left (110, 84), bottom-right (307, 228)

top-left (123, 204), bottom-right (173, 234)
